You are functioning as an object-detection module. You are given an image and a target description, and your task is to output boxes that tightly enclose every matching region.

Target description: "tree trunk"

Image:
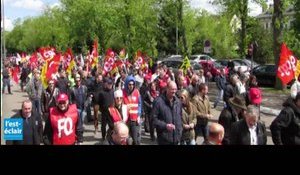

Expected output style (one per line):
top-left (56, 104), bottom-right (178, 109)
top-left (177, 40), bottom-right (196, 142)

top-left (177, 0), bottom-right (188, 56)
top-left (272, 0), bottom-right (285, 90)
top-left (124, 0), bottom-right (132, 58)
top-left (239, 0), bottom-right (248, 58)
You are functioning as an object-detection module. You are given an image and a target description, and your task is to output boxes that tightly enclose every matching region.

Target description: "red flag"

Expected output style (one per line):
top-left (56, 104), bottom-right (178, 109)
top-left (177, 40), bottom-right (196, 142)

top-left (103, 48), bottom-right (116, 74)
top-left (29, 52), bottom-right (38, 70)
top-left (46, 54), bottom-right (61, 80)
top-left (39, 47), bottom-right (56, 61)
top-left (64, 48), bottom-right (73, 70)
top-left (90, 39), bottom-right (99, 68)
top-left (12, 66), bottom-right (20, 84)
top-left (277, 43), bottom-right (298, 85)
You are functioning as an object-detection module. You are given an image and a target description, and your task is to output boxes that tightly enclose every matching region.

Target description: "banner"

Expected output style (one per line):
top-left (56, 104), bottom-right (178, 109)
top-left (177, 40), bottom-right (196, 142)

top-left (276, 43), bottom-right (298, 85)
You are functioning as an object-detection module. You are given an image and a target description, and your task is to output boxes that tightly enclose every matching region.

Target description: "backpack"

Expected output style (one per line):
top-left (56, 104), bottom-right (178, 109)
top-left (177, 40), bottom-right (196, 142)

top-left (248, 87), bottom-right (262, 105)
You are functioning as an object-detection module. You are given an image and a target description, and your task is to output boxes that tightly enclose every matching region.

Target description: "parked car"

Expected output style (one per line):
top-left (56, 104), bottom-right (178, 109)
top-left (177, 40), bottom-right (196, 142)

top-left (190, 54), bottom-right (216, 63)
top-left (216, 59), bottom-right (251, 73)
top-left (242, 58), bottom-right (259, 69)
top-left (160, 57), bottom-right (200, 71)
top-left (252, 64), bottom-right (294, 87)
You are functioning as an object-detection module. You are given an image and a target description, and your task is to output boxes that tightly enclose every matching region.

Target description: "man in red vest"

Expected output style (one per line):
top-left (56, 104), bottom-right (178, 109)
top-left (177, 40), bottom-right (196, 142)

top-left (122, 75), bottom-right (142, 145)
top-left (43, 93), bottom-right (83, 145)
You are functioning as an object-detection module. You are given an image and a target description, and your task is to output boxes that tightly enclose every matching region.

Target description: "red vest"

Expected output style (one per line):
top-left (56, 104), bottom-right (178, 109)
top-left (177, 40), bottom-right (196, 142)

top-left (108, 105), bottom-right (128, 123)
top-left (122, 89), bottom-right (140, 121)
top-left (49, 104), bottom-right (78, 145)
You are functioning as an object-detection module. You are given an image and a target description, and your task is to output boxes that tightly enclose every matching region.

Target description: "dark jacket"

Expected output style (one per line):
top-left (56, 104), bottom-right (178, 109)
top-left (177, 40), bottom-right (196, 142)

top-left (91, 79), bottom-right (103, 104)
top-left (6, 110), bottom-right (43, 145)
top-left (218, 106), bottom-right (241, 145)
top-left (20, 66), bottom-right (30, 82)
top-left (270, 97), bottom-right (300, 145)
top-left (223, 83), bottom-right (238, 106)
top-left (215, 75), bottom-right (227, 90)
top-left (230, 119), bottom-right (267, 145)
top-left (70, 85), bottom-right (88, 110)
top-left (152, 93), bottom-right (183, 145)
top-left (56, 77), bottom-right (69, 94)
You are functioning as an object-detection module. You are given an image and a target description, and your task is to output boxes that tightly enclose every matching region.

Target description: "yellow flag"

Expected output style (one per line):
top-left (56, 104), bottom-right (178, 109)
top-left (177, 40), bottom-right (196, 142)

top-left (41, 61), bottom-right (48, 89)
top-left (67, 59), bottom-right (76, 75)
top-left (180, 56), bottom-right (191, 74)
top-left (295, 60), bottom-right (300, 79)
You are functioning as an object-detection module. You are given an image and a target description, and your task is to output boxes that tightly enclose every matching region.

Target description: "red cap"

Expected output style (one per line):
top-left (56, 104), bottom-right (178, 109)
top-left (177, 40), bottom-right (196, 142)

top-left (57, 93), bottom-right (69, 102)
top-left (159, 80), bottom-right (167, 89)
top-left (249, 88), bottom-right (262, 105)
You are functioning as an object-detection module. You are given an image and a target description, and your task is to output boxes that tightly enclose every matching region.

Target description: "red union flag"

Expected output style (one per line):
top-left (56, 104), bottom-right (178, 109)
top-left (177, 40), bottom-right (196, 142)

top-left (277, 43), bottom-right (298, 85)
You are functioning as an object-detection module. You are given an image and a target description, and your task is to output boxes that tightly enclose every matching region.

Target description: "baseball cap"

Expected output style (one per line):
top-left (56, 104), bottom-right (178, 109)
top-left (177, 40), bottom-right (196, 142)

top-left (249, 88), bottom-right (262, 105)
top-left (57, 93), bottom-right (69, 102)
top-left (114, 90), bottom-right (123, 98)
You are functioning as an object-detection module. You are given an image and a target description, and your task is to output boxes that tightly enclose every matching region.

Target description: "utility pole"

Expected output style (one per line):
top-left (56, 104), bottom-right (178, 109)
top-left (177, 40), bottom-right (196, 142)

top-left (1, 0), bottom-right (6, 63)
top-left (176, 15), bottom-right (178, 55)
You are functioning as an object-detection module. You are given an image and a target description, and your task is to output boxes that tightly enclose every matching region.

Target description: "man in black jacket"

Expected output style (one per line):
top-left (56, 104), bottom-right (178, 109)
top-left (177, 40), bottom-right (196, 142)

top-left (218, 95), bottom-right (246, 145)
top-left (230, 105), bottom-right (267, 145)
top-left (6, 100), bottom-right (43, 145)
top-left (152, 81), bottom-right (183, 145)
top-left (270, 92), bottom-right (300, 145)
top-left (98, 77), bottom-right (114, 140)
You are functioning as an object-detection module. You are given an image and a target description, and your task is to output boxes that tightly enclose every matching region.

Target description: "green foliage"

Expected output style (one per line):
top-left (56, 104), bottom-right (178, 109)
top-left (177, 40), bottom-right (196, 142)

top-left (4, 0), bottom-right (298, 65)
top-left (246, 17), bottom-right (273, 64)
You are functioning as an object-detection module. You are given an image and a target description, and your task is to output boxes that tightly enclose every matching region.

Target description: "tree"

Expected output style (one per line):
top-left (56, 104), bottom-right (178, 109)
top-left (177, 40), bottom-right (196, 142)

top-left (212, 0), bottom-right (267, 58)
top-left (272, 0), bottom-right (293, 89)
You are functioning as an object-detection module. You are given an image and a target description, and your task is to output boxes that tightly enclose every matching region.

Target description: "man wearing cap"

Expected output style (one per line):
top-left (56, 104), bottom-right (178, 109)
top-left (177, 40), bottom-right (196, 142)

top-left (230, 105), bottom-right (267, 145)
top-left (43, 93), bottom-right (83, 145)
top-left (108, 90), bottom-right (128, 128)
top-left (122, 75), bottom-right (142, 145)
top-left (98, 77), bottom-right (115, 140)
top-left (218, 95), bottom-right (246, 145)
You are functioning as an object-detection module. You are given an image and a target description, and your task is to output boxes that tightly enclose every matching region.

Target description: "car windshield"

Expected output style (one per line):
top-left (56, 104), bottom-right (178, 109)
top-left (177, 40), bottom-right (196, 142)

top-left (162, 60), bottom-right (183, 68)
top-left (190, 56), bottom-right (198, 60)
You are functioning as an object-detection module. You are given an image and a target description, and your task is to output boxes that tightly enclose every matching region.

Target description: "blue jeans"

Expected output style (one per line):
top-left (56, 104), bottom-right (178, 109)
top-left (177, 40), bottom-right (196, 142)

top-left (214, 89), bottom-right (224, 108)
top-left (32, 99), bottom-right (41, 115)
top-left (128, 121), bottom-right (141, 145)
top-left (2, 78), bottom-right (11, 93)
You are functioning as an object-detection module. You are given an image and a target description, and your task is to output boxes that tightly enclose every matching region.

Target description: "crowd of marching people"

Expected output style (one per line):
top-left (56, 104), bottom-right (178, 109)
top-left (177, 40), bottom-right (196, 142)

top-left (3, 51), bottom-right (300, 145)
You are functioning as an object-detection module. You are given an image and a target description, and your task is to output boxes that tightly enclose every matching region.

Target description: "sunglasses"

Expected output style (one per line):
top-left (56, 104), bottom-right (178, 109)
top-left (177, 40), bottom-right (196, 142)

top-left (128, 83), bottom-right (134, 86)
top-left (115, 97), bottom-right (123, 100)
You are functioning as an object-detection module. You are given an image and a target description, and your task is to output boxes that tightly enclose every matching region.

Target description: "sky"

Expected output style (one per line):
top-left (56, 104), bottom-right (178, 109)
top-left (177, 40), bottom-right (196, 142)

top-left (1, 0), bottom-right (273, 31)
